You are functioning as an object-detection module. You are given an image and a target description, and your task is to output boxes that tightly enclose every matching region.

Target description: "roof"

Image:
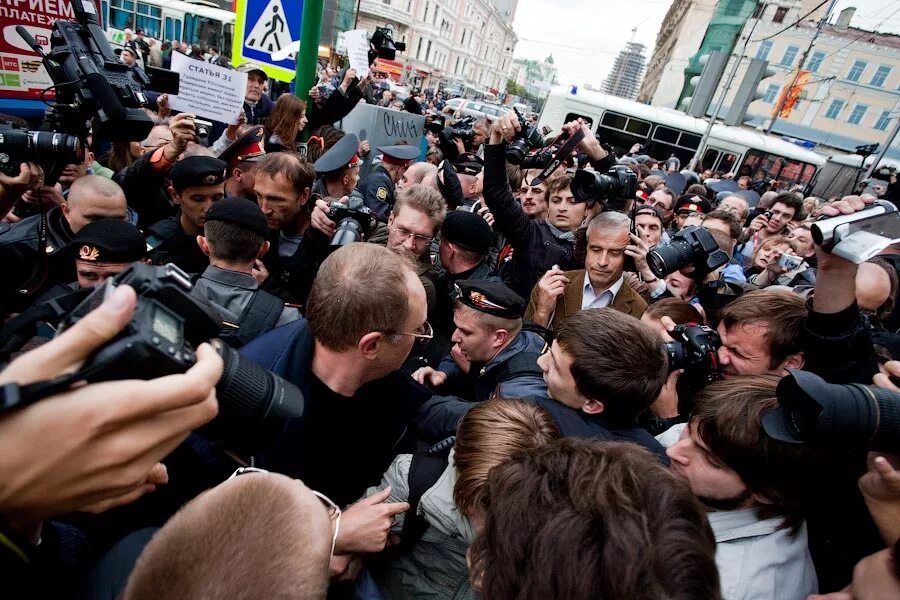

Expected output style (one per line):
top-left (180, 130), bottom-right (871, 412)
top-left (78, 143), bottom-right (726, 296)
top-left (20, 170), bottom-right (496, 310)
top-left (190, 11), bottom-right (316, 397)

top-left (798, 20), bottom-right (900, 50)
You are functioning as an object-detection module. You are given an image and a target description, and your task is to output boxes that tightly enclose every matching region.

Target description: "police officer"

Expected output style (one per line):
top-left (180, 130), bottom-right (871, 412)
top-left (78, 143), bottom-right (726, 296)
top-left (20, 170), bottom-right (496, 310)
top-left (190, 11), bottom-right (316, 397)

top-left (412, 279), bottom-right (548, 403)
top-left (145, 156), bottom-right (227, 274)
top-left (192, 197), bottom-right (300, 347)
top-left (312, 132), bottom-right (361, 199)
top-left (218, 126), bottom-right (266, 202)
top-left (358, 144), bottom-right (419, 220)
top-left (70, 219), bottom-right (147, 289)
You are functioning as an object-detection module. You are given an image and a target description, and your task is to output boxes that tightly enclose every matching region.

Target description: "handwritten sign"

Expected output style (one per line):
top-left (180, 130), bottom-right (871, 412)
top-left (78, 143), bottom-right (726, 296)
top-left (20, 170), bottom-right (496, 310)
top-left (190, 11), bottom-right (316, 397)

top-left (169, 52), bottom-right (247, 124)
top-left (344, 29), bottom-right (370, 80)
top-left (336, 103), bottom-right (424, 178)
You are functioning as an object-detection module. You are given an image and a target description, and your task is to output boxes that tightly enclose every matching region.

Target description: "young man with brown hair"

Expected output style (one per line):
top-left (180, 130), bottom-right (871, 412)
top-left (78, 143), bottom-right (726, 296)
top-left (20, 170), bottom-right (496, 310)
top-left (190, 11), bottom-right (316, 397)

top-left (469, 439), bottom-right (721, 600)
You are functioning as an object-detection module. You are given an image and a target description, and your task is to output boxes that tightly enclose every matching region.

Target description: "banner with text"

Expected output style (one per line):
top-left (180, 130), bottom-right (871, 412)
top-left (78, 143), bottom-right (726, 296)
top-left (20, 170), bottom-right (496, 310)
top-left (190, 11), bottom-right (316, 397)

top-left (169, 51), bottom-right (248, 125)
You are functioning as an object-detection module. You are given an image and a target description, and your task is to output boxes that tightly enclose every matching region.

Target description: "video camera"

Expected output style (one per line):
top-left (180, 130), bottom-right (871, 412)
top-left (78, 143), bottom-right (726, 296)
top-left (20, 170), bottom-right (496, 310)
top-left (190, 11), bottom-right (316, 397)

top-left (811, 200), bottom-right (900, 264)
top-left (0, 263), bottom-right (304, 439)
top-left (571, 165), bottom-right (638, 209)
top-left (647, 225), bottom-right (730, 279)
top-left (763, 369), bottom-right (900, 453)
top-left (325, 193), bottom-right (379, 246)
top-left (505, 108), bottom-right (544, 165)
top-left (664, 324), bottom-right (721, 398)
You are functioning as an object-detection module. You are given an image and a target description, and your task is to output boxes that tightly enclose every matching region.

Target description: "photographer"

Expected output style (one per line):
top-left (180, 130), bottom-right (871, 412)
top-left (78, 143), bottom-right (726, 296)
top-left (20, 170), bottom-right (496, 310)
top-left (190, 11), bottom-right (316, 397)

top-left (484, 113), bottom-right (613, 299)
top-left (0, 284), bottom-right (220, 594)
top-left (0, 176), bottom-right (129, 314)
top-left (738, 192), bottom-right (803, 265)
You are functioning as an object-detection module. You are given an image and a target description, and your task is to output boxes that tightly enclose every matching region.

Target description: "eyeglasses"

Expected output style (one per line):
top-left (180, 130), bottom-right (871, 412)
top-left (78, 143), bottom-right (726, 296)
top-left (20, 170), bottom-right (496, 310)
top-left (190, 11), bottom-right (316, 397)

top-left (390, 223), bottom-right (433, 246)
top-left (397, 320), bottom-right (434, 340)
top-left (228, 467), bottom-right (341, 557)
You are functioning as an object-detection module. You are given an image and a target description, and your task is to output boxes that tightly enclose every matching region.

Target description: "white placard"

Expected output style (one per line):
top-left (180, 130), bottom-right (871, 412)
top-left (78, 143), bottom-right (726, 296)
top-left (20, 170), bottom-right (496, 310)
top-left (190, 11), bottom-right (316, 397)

top-left (169, 52), bottom-right (248, 124)
top-left (344, 29), bottom-right (370, 80)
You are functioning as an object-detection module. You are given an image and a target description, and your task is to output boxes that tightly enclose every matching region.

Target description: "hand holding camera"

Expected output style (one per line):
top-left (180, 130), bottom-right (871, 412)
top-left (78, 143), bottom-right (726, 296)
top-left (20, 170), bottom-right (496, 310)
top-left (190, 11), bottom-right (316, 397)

top-left (532, 265), bottom-right (569, 327)
top-left (490, 112), bottom-right (521, 145)
top-left (312, 196), bottom-right (343, 238)
top-left (165, 112), bottom-right (198, 161)
top-left (625, 232), bottom-right (656, 282)
top-left (747, 212), bottom-right (770, 234)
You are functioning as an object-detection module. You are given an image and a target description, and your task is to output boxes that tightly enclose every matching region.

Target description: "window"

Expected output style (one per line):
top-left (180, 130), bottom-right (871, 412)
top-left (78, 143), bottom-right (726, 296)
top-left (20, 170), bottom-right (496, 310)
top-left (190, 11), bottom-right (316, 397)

top-left (848, 104), bottom-right (868, 125)
top-left (752, 2), bottom-right (766, 18)
top-left (806, 51), bottom-right (825, 73)
top-left (780, 45), bottom-right (799, 67)
top-left (847, 60), bottom-right (867, 82)
top-left (423, 1), bottom-right (429, 21)
top-left (135, 2), bottom-right (161, 39)
top-left (762, 84), bottom-right (780, 103)
top-left (426, 40), bottom-right (432, 62)
top-left (773, 6), bottom-right (788, 23)
top-left (109, 0), bottom-right (134, 30)
top-left (416, 37), bottom-right (423, 60)
top-left (870, 65), bottom-right (891, 87)
top-left (756, 41), bottom-right (773, 61)
top-left (824, 99), bottom-right (844, 119)
top-left (875, 110), bottom-right (892, 131)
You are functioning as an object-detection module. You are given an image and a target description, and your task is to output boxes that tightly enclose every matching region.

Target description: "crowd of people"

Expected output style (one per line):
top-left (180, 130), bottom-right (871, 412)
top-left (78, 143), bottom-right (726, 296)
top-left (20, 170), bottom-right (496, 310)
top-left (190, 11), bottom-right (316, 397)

top-left (1, 43), bottom-right (900, 600)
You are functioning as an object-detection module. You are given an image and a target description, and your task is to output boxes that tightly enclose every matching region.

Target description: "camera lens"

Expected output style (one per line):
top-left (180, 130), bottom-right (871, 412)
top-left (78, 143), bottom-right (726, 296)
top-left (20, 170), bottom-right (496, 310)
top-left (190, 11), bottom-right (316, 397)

top-left (332, 218), bottom-right (364, 247)
top-left (647, 238), bottom-right (694, 278)
top-left (505, 139), bottom-right (528, 165)
top-left (571, 171), bottom-right (612, 203)
top-left (214, 340), bottom-right (304, 423)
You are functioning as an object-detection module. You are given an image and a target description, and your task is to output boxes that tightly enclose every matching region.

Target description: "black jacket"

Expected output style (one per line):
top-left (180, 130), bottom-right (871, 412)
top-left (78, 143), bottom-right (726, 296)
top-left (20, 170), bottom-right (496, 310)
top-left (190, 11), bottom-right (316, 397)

top-left (482, 143), bottom-right (576, 298)
top-left (113, 152), bottom-right (176, 229)
top-left (803, 300), bottom-right (879, 385)
top-left (240, 319), bottom-right (432, 505)
top-left (145, 215), bottom-right (209, 275)
top-left (0, 207), bottom-right (76, 314)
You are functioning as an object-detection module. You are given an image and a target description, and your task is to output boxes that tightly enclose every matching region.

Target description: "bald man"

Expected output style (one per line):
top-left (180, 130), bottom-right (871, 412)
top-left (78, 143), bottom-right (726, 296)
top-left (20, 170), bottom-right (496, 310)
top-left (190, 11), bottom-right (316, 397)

top-left (123, 472), bottom-right (333, 599)
top-left (0, 175), bottom-right (128, 313)
top-left (397, 161), bottom-right (438, 191)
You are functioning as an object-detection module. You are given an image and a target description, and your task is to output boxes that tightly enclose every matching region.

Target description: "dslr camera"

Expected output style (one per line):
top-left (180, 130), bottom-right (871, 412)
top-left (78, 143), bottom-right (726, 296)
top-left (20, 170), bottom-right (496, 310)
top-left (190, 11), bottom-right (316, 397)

top-left (505, 108), bottom-right (544, 166)
top-left (326, 197), bottom-right (378, 246)
top-left (764, 369), bottom-right (900, 453)
top-left (570, 165), bottom-right (638, 209)
top-left (664, 324), bottom-right (721, 397)
top-left (647, 225), bottom-right (729, 279)
top-left (810, 200), bottom-right (900, 264)
top-left (0, 122), bottom-right (83, 181)
top-left (0, 263), bottom-right (304, 438)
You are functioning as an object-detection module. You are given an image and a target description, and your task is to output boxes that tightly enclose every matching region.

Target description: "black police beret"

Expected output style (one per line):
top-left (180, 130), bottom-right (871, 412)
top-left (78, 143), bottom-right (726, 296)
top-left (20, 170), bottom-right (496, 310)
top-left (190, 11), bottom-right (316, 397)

top-left (204, 197), bottom-right (268, 236)
top-left (442, 210), bottom-right (493, 255)
top-left (454, 279), bottom-right (526, 319)
top-left (169, 156), bottom-right (227, 192)
top-left (70, 218), bottom-right (146, 263)
top-left (452, 153), bottom-right (483, 176)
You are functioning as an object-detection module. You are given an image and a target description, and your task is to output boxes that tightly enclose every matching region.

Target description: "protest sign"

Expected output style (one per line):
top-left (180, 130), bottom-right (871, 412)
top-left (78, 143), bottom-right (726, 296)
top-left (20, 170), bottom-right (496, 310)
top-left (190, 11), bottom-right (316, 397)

top-left (169, 52), bottom-right (247, 124)
top-left (344, 29), bottom-right (370, 80)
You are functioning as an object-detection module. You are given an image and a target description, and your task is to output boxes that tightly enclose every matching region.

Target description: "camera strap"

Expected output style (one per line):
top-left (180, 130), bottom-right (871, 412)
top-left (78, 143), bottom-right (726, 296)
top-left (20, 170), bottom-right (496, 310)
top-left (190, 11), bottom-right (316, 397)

top-left (0, 287), bottom-right (90, 361)
top-left (529, 128), bottom-right (585, 187)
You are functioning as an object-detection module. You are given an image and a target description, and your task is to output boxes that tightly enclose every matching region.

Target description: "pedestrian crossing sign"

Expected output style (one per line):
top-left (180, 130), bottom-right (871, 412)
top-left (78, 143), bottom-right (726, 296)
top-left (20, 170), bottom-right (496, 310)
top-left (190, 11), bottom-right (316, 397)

top-left (232, 0), bottom-right (303, 82)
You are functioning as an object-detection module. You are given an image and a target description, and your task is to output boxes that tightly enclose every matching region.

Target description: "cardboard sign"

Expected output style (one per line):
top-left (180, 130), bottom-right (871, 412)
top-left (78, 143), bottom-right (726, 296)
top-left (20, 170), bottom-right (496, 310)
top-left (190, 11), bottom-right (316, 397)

top-left (169, 51), bottom-right (247, 125)
top-left (336, 103), bottom-right (424, 178)
top-left (0, 0), bottom-right (101, 100)
top-left (344, 29), bottom-right (369, 80)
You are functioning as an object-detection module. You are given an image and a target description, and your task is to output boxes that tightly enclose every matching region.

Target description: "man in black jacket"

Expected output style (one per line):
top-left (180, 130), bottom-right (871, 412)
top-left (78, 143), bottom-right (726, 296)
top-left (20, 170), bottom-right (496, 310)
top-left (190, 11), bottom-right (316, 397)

top-left (483, 113), bottom-right (615, 298)
top-left (0, 175), bottom-right (128, 314)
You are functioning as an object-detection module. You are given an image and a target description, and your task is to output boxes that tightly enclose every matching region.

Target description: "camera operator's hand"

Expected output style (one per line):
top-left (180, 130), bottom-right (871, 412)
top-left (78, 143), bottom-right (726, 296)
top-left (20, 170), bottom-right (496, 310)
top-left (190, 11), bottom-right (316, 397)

top-left (812, 194), bottom-right (877, 314)
top-left (163, 112), bottom-right (198, 162)
top-left (339, 68), bottom-right (357, 94)
top-left (562, 119), bottom-right (607, 162)
top-left (308, 85), bottom-right (322, 102)
top-left (873, 360), bottom-right (900, 393)
top-left (490, 112), bottom-right (520, 145)
top-left (476, 204), bottom-right (495, 228)
top-left (532, 266), bottom-right (569, 327)
top-left (411, 366), bottom-right (448, 388)
top-left (452, 137), bottom-right (466, 155)
top-left (625, 233), bottom-right (657, 282)
top-left (21, 184), bottom-right (64, 211)
top-left (858, 454), bottom-right (900, 545)
top-left (0, 161), bottom-right (43, 218)
top-left (651, 369), bottom-right (682, 419)
top-left (311, 197), bottom-right (341, 238)
top-left (335, 486), bottom-right (409, 554)
top-left (0, 284), bottom-right (221, 526)
top-left (157, 93), bottom-right (171, 119)
top-left (747, 212), bottom-right (770, 234)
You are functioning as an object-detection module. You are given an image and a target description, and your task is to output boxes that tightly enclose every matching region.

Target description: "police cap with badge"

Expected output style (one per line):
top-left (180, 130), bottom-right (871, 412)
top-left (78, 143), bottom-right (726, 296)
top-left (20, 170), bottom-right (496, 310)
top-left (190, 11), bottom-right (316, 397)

top-left (452, 153), bottom-right (483, 176)
top-left (70, 219), bottom-right (147, 263)
top-left (204, 197), bottom-right (268, 236)
top-left (453, 280), bottom-right (526, 319)
top-left (379, 145), bottom-right (419, 168)
top-left (169, 156), bottom-right (227, 192)
top-left (314, 133), bottom-right (361, 176)
top-left (218, 126), bottom-right (266, 172)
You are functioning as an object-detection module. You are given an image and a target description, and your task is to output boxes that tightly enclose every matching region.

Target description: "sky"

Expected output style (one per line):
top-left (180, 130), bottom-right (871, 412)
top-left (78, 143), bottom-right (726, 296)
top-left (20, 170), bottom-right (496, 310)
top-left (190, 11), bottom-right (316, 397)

top-left (510, 0), bottom-right (900, 90)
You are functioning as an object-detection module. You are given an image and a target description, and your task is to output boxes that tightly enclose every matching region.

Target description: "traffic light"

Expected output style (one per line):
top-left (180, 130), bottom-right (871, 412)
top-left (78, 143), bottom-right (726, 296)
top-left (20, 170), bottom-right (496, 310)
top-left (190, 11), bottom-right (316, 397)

top-left (724, 58), bottom-right (777, 126)
top-left (684, 51), bottom-right (728, 118)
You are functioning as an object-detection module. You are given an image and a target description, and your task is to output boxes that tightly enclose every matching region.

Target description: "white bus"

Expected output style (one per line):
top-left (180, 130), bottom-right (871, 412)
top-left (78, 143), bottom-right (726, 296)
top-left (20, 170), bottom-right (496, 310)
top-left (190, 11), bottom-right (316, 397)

top-left (103, 0), bottom-right (235, 56)
top-left (538, 86), bottom-right (826, 189)
top-left (811, 153), bottom-right (900, 199)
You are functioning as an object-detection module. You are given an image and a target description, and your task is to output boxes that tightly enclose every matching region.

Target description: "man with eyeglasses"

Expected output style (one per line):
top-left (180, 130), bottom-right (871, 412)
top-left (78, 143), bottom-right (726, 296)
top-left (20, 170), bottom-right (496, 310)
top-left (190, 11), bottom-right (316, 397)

top-left (412, 279), bottom-right (548, 404)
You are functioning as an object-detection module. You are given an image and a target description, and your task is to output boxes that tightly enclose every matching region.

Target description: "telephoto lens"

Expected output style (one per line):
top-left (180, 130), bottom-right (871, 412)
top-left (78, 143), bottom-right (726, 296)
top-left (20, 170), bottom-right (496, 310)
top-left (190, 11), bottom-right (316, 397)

top-left (647, 225), bottom-right (729, 279)
top-left (213, 339), bottom-right (305, 423)
top-left (763, 369), bottom-right (900, 453)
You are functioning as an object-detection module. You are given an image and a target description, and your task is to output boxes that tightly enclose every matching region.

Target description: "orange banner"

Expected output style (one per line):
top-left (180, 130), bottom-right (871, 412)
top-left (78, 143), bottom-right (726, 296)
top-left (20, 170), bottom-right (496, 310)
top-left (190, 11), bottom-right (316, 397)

top-left (774, 70), bottom-right (810, 119)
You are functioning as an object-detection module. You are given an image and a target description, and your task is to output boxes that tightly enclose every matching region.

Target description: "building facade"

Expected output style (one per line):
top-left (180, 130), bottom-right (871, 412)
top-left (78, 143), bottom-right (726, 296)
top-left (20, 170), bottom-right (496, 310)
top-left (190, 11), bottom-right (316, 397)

top-left (510, 55), bottom-right (558, 98)
top-left (602, 42), bottom-right (647, 101)
top-left (355, 0), bottom-right (517, 92)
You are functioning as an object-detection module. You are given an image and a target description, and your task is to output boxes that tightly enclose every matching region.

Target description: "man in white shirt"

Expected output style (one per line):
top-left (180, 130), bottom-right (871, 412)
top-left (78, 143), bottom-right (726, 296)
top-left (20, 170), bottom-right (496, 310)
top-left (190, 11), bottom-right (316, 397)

top-left (524, 211), bottom-right (646, 330)
top-left (659, 375), bottom-right (852, 600)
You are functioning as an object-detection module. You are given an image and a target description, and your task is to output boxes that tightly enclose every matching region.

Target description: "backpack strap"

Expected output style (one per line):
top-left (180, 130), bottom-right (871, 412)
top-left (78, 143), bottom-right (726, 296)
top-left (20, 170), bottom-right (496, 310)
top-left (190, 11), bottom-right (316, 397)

top-left (487, 350), bottom-right (544, 400)
top-left (231, 289), bottom-right (285, 347)
top-left (400, 436), bottom-right (455, 548)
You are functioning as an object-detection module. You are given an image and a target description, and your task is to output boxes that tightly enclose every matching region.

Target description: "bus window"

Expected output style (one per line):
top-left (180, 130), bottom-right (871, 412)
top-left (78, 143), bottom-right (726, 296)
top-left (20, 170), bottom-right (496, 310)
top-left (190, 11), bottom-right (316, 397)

top-left (718, 152), bottom-right (738, 174)
top-left (625, 118), bottom-right (651, 136)
top-left (101, 0), bottom-right (109, 28)
top-left (701, 148), bottom-right (720, 172)
top-left (136, 2), bottom-right (162, 39)
top-left (165, 16), bottom-right (174, 41)
top-left (679, 132), bottom-right (701, 150)
top-left (223, 23), bottom-right (233, 57)
top-left (110, 0), bottom-right (135, 30)
top-left (653, 126), bottom-right (680, 145)
top-left (601, 111), bottom-right (628, 130)
top-left (742, 149), bottom-right (817, 186)
top-left (564, 113), bottom-right (593, 128)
